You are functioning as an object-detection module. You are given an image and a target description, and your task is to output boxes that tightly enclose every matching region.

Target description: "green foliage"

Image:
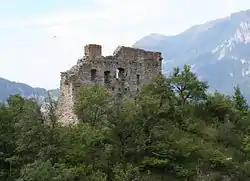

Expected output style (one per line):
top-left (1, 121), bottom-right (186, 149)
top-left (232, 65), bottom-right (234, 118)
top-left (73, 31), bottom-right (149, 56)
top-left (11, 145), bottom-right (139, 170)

top-left (233, 85), bottom-right (248, 114)
top-left (1, 64), bottom-right (250, 180)
top-left (18, 160), bottom-right (76, 181)
top-left (170, 65), bottom-right (208, 104)
top-left (73, 85), bottom-right (109, 126)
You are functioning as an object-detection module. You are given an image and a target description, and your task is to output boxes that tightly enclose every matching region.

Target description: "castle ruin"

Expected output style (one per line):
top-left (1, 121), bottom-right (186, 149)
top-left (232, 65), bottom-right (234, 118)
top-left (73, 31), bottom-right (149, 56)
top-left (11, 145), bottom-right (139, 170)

top-left (57, 44), bottom-right (163, 124)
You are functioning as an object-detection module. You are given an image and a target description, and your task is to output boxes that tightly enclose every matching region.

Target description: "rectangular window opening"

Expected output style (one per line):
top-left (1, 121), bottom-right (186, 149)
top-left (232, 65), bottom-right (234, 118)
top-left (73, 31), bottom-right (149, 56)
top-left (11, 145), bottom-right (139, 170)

top-left (136, 74), bottom-right (140, 85)
top-left (91, 69), bottom-right (97, 81)
top-left (104, 71), bottom-right (111, 85)
top-left (116, 68), bottom-right (125, 79)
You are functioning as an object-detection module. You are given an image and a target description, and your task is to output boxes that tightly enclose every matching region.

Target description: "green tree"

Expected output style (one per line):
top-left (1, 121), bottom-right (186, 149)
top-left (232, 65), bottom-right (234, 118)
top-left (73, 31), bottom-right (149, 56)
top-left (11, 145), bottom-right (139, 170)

top-left (0, 104), bottom-right (16, 180)
top-left (73, 85), bottom-right (109, 126)
top-left (233, 85), bottom-right (248, 114)
top-left (18, 160), bottom-right (76, 181)
top-left (170, 65), bottom-right (208, 104)
top-left (2, 65), bottom-right (250, 180)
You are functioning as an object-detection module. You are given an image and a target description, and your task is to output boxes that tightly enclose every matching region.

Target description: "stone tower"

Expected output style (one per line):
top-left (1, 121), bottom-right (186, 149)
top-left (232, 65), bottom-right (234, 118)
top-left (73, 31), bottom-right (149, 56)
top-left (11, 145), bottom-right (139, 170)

top-left (57, 44), bottom-right (163, 124)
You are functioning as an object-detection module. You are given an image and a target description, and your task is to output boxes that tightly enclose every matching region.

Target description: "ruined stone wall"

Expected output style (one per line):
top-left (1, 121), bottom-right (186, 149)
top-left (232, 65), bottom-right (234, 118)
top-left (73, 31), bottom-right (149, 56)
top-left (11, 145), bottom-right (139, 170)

top-left (111, 46), bottom-right (162, 95)
top-left (57, 73), bottom-right (77, 124)
top-left (57, 44), bottom-right (162, 124)
top-left (84, 44), bottom-right (102, 59)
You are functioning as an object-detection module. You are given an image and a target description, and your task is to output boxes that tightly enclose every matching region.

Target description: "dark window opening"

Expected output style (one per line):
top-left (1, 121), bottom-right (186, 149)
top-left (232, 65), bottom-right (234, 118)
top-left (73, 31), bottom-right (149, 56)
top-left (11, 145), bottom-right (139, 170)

top-left (111, 87), bottom-right (115, 91)
top-left (136, 74), bottom-right (140, 85)
top-left (91, 69), bottom-right (97, 81)
top-left (104, 71), bottom-right (111, 85)
top-left (116, 68), bottom-right (125, 79)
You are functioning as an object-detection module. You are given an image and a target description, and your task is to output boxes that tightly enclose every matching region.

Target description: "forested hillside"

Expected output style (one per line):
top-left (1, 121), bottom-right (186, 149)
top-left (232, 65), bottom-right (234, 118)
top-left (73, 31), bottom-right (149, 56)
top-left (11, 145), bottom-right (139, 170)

top-left (1, 65), bottom-right (250, 180)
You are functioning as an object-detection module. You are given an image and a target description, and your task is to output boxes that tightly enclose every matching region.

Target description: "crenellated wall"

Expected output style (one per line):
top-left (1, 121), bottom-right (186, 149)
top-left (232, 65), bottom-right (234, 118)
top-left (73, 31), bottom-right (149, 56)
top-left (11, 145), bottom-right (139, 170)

top-left (57, 44), bottom-right (163, 124)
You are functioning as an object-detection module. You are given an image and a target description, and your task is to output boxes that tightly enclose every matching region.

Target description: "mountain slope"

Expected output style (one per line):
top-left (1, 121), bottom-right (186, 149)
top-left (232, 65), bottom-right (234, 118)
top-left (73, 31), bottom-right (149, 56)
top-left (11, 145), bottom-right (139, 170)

top-left (133, 9), bottom-right (250, 98)
top-left (0, 77), bottom-right (59, 102)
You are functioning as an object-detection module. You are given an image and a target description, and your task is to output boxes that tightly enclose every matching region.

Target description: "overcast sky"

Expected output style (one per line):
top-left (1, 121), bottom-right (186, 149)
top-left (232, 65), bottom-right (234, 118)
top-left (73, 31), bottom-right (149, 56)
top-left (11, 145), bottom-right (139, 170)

top-left (0, 0), bottom-right (250, 89)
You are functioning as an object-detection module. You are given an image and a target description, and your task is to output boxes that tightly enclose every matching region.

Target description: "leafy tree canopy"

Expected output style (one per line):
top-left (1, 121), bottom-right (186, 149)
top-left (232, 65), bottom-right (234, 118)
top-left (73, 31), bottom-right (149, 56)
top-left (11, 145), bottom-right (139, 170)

top-left (1, 65), bottom-right (250, 180)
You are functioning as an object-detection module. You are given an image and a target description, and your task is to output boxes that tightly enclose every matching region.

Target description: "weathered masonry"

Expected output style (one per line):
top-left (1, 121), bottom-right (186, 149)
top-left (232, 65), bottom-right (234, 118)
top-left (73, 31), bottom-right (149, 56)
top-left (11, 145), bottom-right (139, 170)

top-left (57, 44), bottom-right (163, 124)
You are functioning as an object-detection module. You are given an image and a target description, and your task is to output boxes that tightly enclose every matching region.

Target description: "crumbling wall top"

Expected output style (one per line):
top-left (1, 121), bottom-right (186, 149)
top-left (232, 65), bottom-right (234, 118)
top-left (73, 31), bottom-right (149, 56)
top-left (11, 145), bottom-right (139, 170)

top-left (61, 44), bottom-right (163, 85)
top-left (113, 46), bottom-right (162, 61)
top-left (84, 44), bottom-right (102, 58)
top-left (60, 63), bottom-right (83, 81)
top-left (85, 44), bottom-right (102, 49)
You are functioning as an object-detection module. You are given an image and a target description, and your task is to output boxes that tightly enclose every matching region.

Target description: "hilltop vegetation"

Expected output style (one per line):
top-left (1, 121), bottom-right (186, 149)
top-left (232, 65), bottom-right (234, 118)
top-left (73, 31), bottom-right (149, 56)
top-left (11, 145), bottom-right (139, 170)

top-left (1, 65), bottom-right (250, 180)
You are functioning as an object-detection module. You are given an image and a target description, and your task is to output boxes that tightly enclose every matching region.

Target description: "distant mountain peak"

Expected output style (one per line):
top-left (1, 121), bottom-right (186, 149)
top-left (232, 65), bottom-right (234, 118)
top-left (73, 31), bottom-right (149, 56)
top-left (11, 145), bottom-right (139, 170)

top-left (146, 33), bottom-right (168, 39)
top-left (133, 33), bottom-right (167, 48)
top-left (133, 9), bottom-right (250, 102)
top-left (230, 9), bottom-right (250, 20)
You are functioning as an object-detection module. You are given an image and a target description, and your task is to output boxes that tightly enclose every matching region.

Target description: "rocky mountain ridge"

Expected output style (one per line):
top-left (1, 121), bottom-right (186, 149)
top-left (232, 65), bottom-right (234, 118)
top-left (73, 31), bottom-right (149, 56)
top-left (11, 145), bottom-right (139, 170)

top-left (133, 9), bottom-right (250, 100)
top-left (0, 77), bottom-right (59, 102)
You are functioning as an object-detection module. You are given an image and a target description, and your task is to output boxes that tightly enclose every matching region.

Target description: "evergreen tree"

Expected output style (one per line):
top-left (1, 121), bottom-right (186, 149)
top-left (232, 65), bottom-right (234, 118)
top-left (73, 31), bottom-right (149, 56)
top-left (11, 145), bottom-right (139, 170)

top-left (1, 65), bottom-right (250, 180)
